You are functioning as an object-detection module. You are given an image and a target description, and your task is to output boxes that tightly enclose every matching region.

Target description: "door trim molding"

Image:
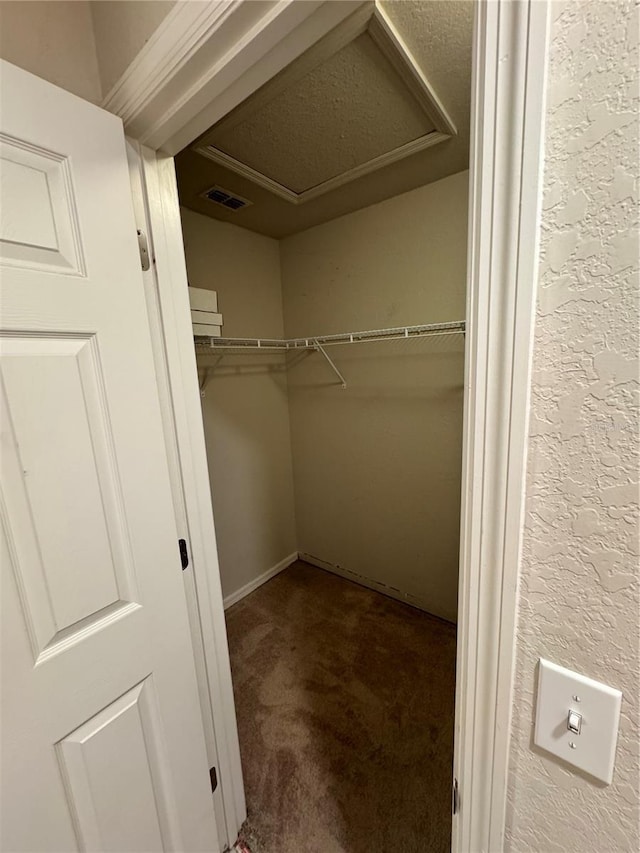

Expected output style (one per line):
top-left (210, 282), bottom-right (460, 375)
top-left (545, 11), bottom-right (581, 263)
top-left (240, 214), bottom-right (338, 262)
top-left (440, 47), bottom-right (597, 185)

top-left (112, 0), bottom-right (552, 848)
top-left (453, 2), bottom-right (550, 851)
top-left (103, 0), bottom-right (371, 155)
top-left (101, 0), bottom-right (238, 124)
top-left (130, 144), bottom-right (247, 849)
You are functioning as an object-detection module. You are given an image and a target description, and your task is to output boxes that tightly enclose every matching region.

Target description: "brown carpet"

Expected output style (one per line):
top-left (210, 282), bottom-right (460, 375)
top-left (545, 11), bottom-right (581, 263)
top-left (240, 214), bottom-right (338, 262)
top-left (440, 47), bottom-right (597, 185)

top-left (225, 560), bottom-right (456, 853)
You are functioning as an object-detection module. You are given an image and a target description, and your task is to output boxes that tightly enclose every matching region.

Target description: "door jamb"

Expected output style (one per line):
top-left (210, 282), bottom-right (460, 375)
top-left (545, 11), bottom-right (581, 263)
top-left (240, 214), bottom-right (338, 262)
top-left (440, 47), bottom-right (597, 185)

top-left (125, 141), bottom-right (240, 852)
top-left (111, 1), bottom-right (551, 849)
top-left (453, 2), bottom-right (550, 850)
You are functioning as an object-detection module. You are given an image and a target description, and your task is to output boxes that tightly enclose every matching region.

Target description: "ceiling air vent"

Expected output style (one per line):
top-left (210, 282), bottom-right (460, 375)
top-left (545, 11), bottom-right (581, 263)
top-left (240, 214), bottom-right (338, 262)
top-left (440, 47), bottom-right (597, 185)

top-left (202, 185), bottom-right (253, 212)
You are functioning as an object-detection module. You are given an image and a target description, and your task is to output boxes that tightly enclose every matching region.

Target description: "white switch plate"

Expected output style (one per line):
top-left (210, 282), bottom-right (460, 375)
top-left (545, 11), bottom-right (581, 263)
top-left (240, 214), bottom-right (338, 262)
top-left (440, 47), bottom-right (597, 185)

top-left (534, 658), bottom-right (622, 784)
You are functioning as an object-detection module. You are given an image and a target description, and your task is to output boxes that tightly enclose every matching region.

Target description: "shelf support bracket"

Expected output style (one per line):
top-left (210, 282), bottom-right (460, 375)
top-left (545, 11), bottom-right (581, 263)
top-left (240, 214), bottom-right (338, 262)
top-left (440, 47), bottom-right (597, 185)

top-left (313, 339), bottom-right (347, 389)
top-left (198, 355), bottom-right (223, 396)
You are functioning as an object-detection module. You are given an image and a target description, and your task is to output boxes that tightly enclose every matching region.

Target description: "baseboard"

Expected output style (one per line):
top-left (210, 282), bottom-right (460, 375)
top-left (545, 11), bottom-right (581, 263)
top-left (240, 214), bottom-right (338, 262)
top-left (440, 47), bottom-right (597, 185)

top-left (223, 552), bottom-right (298, 610)
top-left (299, 552), bottom-right (457, 625)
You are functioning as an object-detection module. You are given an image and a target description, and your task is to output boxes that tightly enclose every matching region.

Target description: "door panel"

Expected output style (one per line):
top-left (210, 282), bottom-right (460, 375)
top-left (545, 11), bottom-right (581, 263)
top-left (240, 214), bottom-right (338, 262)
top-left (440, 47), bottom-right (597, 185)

top-left (1, 335), bottom-right (137, 653)
top-left (0, 60), bottom-right (218, 852)
top-left (0, 133), bottom-right (85, 273)
top-left (57, 679), bottom-right (175, 853)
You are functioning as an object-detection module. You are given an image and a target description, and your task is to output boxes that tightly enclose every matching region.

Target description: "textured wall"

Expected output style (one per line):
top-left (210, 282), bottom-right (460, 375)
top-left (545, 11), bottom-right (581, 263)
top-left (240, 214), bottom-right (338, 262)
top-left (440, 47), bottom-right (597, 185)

top-left (281, 171), bottom-right (468, 622)
top-left (180, 209), bottom-right (297, 603)
top-left (0, 1), bottom-right (102, 103)
top-left (505, 2), bottom-right (639, 850)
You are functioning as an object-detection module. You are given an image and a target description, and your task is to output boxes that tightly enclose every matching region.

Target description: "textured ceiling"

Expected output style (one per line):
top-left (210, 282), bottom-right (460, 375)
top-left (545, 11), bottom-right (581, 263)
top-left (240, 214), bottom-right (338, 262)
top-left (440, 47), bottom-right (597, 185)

top-left (211, 32), bottom-right (434, 193)
top-left (176, 0), bottom-right (473, 238)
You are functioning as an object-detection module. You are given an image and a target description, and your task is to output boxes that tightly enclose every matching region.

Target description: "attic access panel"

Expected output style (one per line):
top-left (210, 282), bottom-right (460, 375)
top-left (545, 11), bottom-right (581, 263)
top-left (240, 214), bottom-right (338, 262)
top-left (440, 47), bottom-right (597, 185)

top-left (195, 1), bottom-right (456, 206)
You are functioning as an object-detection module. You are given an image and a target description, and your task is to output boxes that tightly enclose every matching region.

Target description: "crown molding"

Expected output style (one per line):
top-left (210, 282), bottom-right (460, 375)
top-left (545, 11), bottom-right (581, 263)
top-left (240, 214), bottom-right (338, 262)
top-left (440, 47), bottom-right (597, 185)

top-left (197, 130), bottom-right (451, 205)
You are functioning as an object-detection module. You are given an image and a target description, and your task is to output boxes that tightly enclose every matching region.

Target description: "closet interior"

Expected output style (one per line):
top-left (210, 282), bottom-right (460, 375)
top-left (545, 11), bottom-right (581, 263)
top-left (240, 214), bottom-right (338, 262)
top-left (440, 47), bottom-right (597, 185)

top-left (176, 2), bottom-right (472, 850)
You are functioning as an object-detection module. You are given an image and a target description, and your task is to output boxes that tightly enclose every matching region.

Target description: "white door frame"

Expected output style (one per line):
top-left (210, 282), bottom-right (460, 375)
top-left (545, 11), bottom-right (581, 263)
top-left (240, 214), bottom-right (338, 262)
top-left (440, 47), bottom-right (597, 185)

top-left (107, 1), bottom-right (551, 850)
top-left (125, 142), bottom-right (240, 852)
top-left (453, 3), bottom-right (550, 850)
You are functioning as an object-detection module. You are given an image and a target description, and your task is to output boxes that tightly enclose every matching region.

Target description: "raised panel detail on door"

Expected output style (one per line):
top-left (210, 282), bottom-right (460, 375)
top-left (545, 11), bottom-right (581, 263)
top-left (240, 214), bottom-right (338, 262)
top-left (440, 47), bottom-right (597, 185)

top-left (0, 334), bottom-right (139, 660)
top-left (57, 678), bottom-right (176, 852)
top-left (1, 59), bottom-right (219, 852)
top-left (0, 134), bottom-right (85, 275)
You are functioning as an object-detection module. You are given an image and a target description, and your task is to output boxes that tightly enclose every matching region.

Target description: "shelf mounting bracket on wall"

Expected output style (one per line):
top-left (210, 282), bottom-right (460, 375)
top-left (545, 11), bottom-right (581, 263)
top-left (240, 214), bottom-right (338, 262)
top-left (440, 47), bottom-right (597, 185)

top-left (313, 339), bottom-right (347, 389)
top-left (198, 355), bottom-right (223, 396)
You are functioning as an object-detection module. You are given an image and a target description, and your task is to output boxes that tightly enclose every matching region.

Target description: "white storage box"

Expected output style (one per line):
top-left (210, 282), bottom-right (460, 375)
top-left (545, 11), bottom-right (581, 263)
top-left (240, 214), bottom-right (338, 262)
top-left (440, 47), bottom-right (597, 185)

top-left (188, 287), bottom-right (218, 312)
top-left (189, 287), bottom-right (222, 336)
top-left (192, 323), bottom-right (222, 336)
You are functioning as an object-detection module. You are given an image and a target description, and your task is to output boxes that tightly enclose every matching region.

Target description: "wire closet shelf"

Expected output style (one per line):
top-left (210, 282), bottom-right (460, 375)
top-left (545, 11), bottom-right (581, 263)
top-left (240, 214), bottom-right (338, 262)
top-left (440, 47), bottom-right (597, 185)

top-left (194, 320), bottom-right (465, 350)
top-left (194, 320), bottom-right (465, 390)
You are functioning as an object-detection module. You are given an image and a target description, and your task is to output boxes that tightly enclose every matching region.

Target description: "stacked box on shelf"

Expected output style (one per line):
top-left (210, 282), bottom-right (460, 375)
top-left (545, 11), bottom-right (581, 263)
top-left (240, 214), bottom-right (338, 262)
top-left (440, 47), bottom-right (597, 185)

top-left (189, 287), bottom-right (223, 336)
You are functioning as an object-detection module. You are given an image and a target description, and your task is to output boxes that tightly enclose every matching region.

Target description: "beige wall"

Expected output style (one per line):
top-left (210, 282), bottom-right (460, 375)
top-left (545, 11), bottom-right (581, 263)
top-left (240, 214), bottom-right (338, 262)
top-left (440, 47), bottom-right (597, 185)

top-left (180, 208), bottom-right (297, 602)
top-left (280, 170), bottom-right (468, 623)
top-left (90, 0), bottom-right (176, 96)
top-left (505, 1), bottom-right (639, 850)
top-left (0, 1), bottom-right (102, 103)
top-left (0, 1), bottom-right (175, 104)
top-left (180, 171), bottom-right (467, 620)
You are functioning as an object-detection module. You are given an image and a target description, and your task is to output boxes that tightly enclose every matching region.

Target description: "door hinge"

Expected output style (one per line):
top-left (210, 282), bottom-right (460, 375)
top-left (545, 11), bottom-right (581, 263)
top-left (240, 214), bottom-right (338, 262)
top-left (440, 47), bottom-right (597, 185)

top-left (209, 766), bottom-right (218, 793)
top-left (452, 777), bottom-right (459, 815)
top-left (137, 229), bottom-right (150, 271)
top-left (178, 538), bottom-right (189, 571)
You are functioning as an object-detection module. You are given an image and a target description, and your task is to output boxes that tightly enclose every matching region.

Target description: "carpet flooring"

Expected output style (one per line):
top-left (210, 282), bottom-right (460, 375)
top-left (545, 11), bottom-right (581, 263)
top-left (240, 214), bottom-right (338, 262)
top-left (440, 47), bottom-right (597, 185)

top-left (225, 560), bottom-right (456, 853)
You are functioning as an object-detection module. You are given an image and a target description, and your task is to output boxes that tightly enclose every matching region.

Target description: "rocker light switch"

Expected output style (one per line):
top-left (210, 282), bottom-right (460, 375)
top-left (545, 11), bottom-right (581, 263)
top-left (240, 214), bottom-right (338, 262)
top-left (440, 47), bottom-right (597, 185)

top-left (567, 709), bottom-right (582, 734)
top-left (534, 658), bottom-right (622, 785)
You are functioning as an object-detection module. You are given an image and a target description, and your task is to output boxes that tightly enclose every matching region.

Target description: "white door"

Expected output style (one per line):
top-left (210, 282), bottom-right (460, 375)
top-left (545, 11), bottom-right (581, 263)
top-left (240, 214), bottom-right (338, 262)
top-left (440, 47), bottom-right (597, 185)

top-left (0, 60), bottom-right (219, 852)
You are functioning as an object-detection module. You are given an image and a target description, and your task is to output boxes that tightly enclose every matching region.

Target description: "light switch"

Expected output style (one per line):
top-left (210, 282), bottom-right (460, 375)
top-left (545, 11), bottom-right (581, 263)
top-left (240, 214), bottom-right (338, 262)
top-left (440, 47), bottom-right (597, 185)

top-left (534, 658), bottom-right (622, 784)
top-left (567, 709), bottom-right (582, 734)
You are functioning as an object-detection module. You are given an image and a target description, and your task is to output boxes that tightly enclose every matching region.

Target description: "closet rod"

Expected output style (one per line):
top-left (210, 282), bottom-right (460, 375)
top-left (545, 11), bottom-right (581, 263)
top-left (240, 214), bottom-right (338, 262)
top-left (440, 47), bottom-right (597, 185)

top-left (194, 320), bottom-right (466, 351)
